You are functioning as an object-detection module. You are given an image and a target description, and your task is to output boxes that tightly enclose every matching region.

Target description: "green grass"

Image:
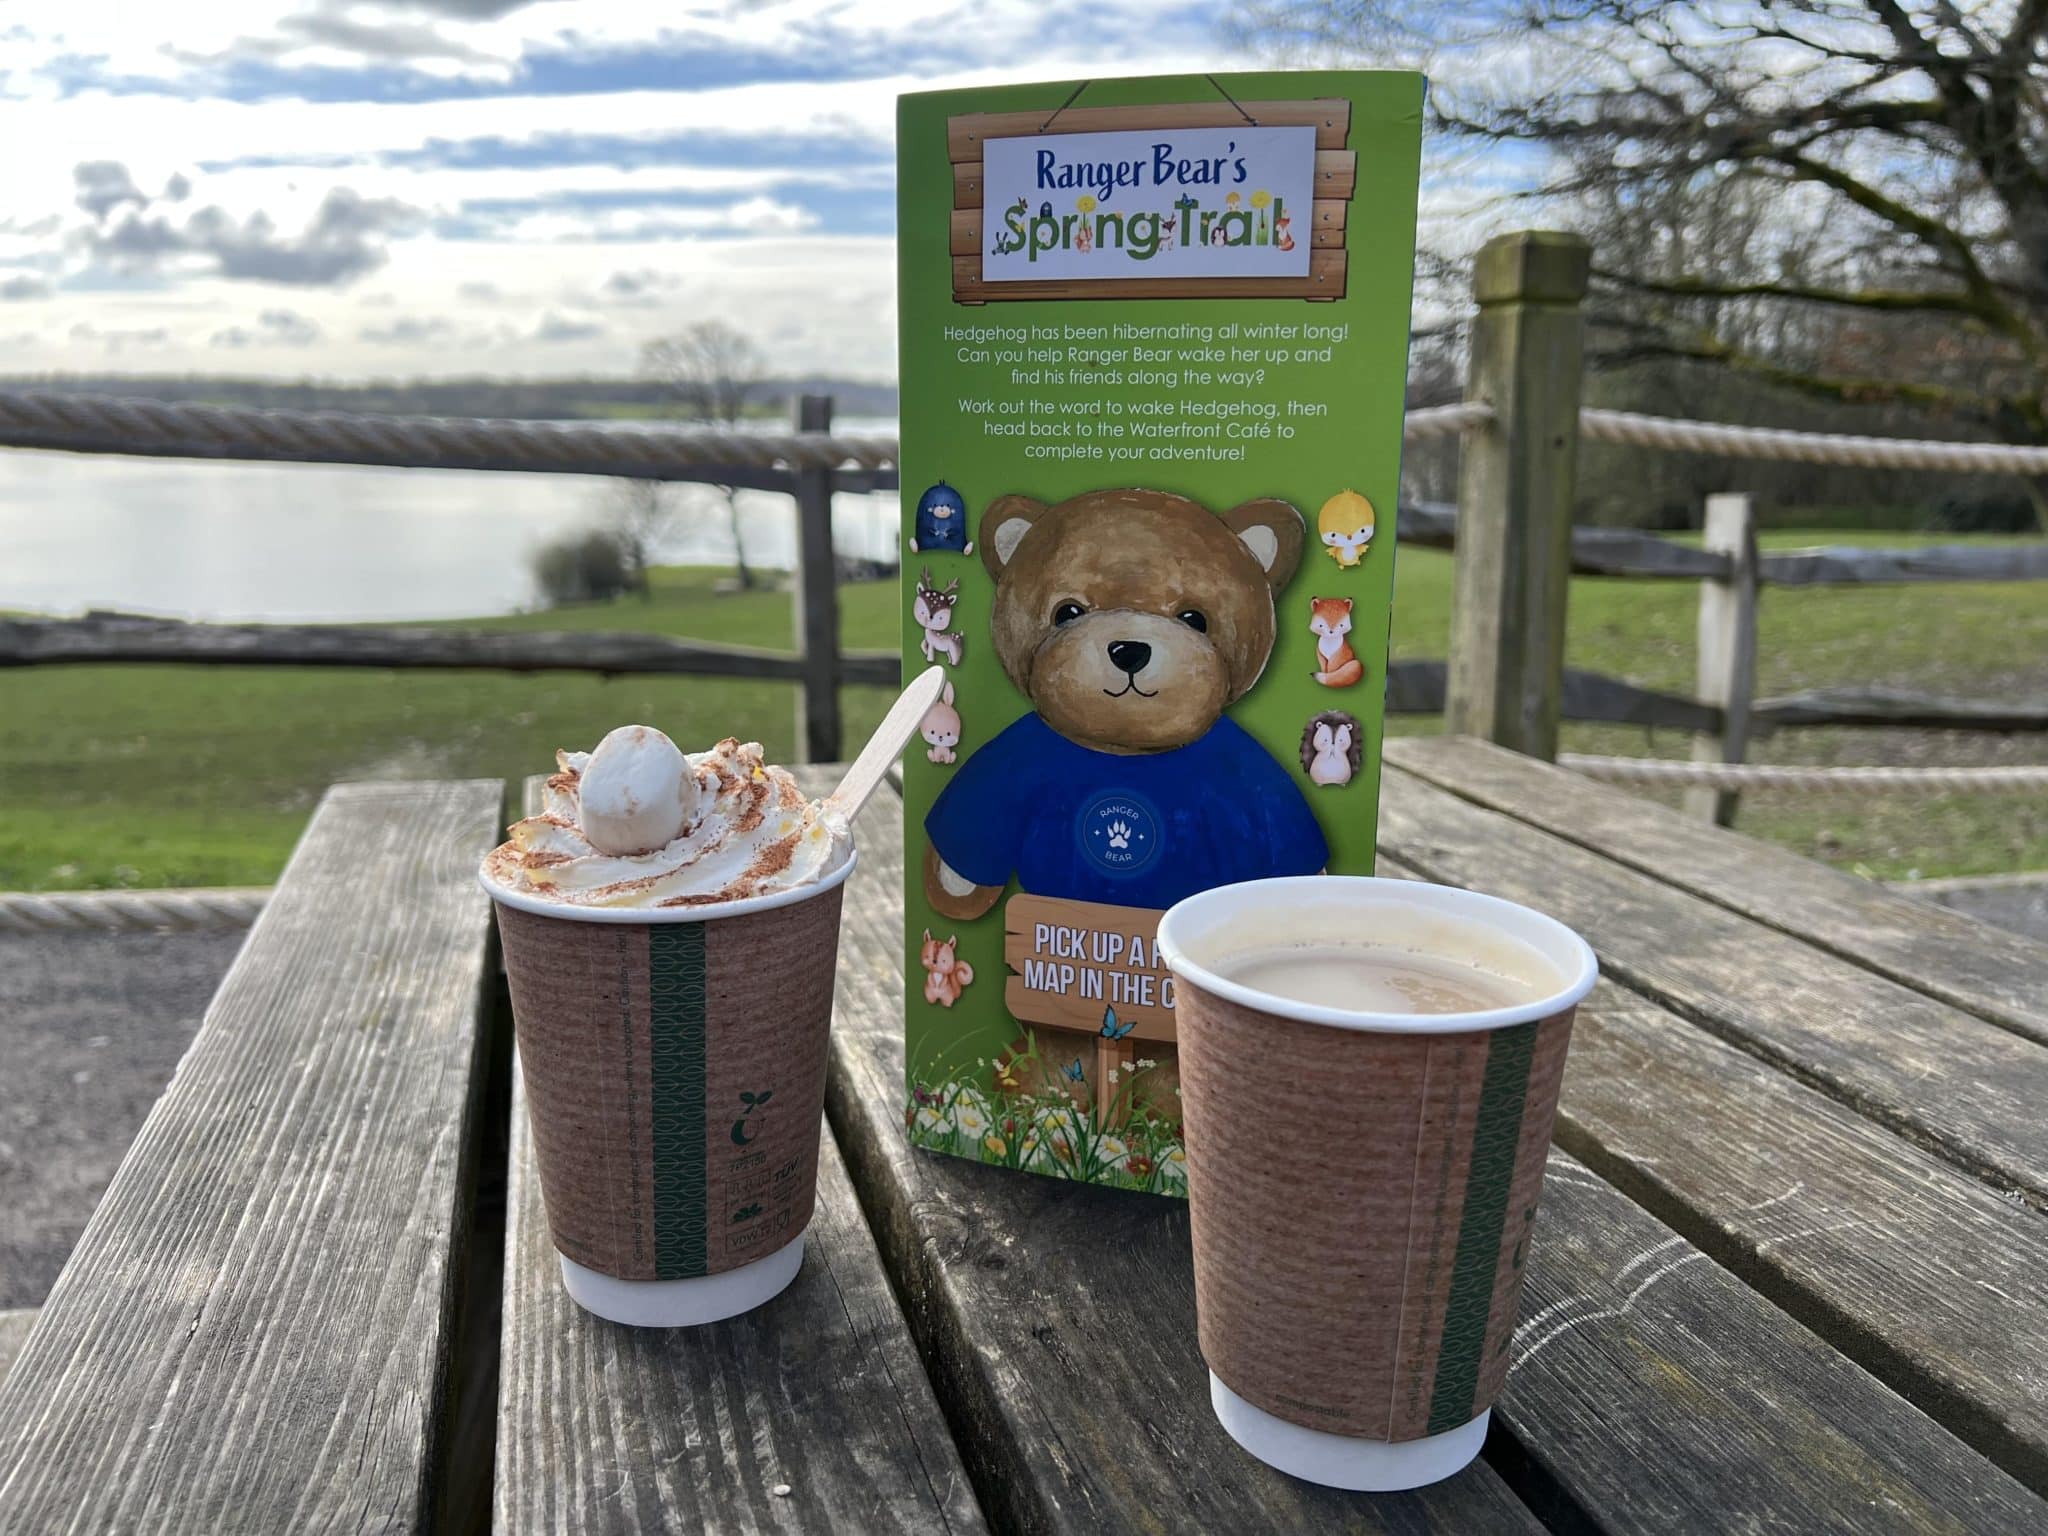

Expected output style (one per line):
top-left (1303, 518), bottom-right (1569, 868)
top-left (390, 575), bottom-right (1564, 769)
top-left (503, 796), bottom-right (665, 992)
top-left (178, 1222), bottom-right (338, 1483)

top-left (5, 536), bottom-right (2043, 890)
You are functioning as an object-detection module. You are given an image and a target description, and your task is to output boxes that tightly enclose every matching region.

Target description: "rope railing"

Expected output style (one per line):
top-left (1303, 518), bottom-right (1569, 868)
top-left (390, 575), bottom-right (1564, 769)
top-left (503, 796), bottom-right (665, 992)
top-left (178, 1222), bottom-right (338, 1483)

top-left (4, 387), bottom-right (2046, 474)
top-left (1560, 755), bottom-right (2048, 793)
top-left (1577, 409), bottom-right (2048, 474)
top-left (0, 388), bottom-right (898, 479)
top-left (0, 886), bottom-right (270, 934)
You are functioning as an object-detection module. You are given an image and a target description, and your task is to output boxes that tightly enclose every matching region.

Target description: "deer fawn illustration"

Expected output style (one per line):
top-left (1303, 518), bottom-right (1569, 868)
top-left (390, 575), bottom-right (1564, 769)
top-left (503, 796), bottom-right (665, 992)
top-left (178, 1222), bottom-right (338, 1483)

top-left (913, 568), bottom-right (963, 666)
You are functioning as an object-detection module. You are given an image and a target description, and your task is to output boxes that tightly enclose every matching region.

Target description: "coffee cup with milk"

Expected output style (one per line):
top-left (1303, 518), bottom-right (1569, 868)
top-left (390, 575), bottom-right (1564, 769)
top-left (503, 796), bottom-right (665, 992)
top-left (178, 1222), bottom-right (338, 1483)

top-left (1156, 876), bottom-right (1598, 1491)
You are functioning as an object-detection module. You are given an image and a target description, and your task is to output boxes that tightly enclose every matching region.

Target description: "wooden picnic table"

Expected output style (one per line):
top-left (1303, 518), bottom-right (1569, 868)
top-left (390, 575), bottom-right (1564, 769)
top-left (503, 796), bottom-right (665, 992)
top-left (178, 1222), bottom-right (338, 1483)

top-left (3, 735), bottom-right (2046, 1532)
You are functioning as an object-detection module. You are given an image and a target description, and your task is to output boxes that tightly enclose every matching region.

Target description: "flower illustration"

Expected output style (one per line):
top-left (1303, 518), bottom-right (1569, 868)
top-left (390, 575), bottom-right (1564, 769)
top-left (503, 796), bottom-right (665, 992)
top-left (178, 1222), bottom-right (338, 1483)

top-left (1226, 190), bottom-right (1241, 207)
top-left (1250, 189), bottom-right (1270, 208)
top-left (1077, 194), bottom-right (1097, 213)
top-left (984, 1134), bottom-right (1008, 1158)
top-left (1125, 1153), bottom-right (1155, 1180)
top-left (1098, 1134), bottom-right (1128, 1162)
top-left (953, 1101), bottom-right (990, 1139)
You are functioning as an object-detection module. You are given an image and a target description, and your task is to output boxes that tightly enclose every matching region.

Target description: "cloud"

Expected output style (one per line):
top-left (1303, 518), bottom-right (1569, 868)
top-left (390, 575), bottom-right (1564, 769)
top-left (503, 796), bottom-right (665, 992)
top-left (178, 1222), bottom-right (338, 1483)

top-left (74, 161), bottom-right (146, 220)
top-left (163, 172), bottom-right (192, 201)
top-left (0, 272), bottom-right (51, 300)
top-left (69, 320), bottom-right (171, 352)
top-left (359, 314), bottom-right (457, 345)
top-left (210, 307), bottom-right (323, 348)
top-left (531, 310), bottom-right (605, 343)
top-left (87, 180), bottom-right (420, 285)
top-left (595, 266), bottom-right (677, 305)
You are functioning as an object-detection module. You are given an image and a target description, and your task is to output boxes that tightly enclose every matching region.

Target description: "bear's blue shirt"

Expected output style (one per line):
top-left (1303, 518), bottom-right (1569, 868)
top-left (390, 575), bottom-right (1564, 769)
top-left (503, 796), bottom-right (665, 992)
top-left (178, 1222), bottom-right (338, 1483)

top-left (925, 712), bottom-right (1329, 910)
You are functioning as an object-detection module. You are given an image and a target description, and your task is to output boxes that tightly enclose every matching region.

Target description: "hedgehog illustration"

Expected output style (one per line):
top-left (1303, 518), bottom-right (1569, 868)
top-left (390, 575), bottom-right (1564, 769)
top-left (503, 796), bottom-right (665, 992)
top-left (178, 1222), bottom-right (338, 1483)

top-left (1300, 710), bottom-right (1363, 787)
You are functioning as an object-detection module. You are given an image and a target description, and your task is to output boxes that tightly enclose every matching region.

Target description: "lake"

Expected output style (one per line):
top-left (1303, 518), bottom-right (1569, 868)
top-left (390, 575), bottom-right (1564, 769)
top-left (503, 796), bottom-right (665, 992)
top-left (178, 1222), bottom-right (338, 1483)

top-left (0, 416), bottom-right (903, 622)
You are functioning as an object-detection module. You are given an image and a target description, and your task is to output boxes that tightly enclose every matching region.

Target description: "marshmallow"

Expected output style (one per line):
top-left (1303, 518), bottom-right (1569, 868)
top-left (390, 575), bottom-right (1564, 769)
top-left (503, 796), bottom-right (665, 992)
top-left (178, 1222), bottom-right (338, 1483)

top-left (577, 724), bottom-right (689, 856)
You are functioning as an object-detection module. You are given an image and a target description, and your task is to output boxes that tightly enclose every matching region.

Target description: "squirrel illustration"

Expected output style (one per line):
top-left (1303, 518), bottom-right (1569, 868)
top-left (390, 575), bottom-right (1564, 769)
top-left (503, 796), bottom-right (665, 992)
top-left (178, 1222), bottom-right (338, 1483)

top-left (920, 928), bottom-right (975, 1007)
top-left (913, 568), bottom-right (963, 666)
top-left (920, 680), bottom-right (961, 764)
top-left (1309, 596), bottom-right (1365, 688)
top-left (1275, 211), bottom-right (1294, 252)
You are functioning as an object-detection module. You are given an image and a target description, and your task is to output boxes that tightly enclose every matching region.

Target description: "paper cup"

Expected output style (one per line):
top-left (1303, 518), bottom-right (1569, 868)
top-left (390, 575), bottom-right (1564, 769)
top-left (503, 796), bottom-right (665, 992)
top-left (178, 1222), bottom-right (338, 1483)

top-left (1156, 876), bottom-right (1597, 1491)
top-left (484, 850), bottom-right (855, 1327)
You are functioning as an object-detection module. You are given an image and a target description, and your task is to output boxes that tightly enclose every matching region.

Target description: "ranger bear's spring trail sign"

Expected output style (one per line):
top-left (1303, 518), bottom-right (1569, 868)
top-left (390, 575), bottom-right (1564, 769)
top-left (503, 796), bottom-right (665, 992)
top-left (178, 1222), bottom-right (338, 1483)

top-left (950, 95), bottom-right (1357, 302)
top-left (899, 71), bottom-right (1422, 1193)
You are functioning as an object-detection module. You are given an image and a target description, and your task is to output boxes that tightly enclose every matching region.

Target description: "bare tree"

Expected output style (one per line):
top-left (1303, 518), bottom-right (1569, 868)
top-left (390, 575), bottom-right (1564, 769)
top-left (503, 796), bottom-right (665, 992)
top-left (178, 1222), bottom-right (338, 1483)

top-left (1236, 1), bottom-right (2048, 521)
top-left (606, 478), bottom-right (675, 596)
top-left (642, 320), bottom-right (768, 588)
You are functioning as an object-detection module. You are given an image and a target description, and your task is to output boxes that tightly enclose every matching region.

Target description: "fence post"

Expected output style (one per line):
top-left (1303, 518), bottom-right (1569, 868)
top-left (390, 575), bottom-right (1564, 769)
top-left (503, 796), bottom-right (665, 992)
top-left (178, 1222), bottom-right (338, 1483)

top-left (1444, 230), bottom-right (1591, 760)
top-left (792, 393), bottom-right (842, 763)
top-left (1685, 492), bottom-right (1759, 824)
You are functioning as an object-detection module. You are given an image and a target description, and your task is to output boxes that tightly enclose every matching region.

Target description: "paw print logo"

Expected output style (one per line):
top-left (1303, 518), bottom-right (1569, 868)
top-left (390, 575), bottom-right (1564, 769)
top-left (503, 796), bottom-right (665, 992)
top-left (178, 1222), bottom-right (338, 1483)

top-left (1076, 792), bottom-right (1161, 877)
top-left (1106, 819), bottom-right (1132, 850)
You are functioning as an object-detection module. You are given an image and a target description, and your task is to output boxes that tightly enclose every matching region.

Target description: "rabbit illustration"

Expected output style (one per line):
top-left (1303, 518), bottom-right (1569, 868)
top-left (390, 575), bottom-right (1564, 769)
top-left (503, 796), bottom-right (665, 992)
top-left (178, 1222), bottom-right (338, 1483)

top-left (921, 928), bottom-right (975, 1007)
top-left (920, 680), bottom-right (961, 764)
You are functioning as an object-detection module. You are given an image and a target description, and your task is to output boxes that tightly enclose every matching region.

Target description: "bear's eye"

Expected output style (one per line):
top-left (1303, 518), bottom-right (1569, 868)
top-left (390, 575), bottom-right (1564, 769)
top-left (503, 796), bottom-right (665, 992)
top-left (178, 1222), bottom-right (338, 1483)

top-left (1176, 609), bottom-right (1208, 633)
top-left (1051, 600), bottom-right (1087, 627)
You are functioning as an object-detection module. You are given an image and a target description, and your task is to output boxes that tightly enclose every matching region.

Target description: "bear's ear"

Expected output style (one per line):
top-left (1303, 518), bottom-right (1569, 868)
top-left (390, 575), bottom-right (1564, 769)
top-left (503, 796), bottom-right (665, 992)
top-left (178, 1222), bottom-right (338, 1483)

top-left (1222, 498), bottom-right (1305, 589)
top-left (979, 494), bottom-right (1047, 580)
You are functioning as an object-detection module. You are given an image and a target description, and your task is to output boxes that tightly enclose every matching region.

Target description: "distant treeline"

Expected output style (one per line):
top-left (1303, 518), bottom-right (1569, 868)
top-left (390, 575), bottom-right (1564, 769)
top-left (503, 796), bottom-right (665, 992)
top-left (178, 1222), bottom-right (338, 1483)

top-left (0, 373), bottom-right (901, 423)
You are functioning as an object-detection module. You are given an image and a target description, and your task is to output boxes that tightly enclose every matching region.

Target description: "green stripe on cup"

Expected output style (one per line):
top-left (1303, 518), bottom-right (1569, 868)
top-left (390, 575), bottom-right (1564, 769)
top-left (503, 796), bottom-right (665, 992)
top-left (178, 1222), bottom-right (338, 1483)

top-left (647, 924), bottom-right (710, 1279)
top-left (1426, 1021), bottom-right (1538, 1433)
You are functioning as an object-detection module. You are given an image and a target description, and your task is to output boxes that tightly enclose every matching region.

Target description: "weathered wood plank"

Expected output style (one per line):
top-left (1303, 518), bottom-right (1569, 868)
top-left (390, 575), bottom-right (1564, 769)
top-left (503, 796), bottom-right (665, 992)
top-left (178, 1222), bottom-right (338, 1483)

top-left (1399, 499), bottom-right (1736, 580)
top-left (1445, 231), bottom-right (1590, 759)
top-left (822, 780), bottom-right (1547, 1533)
top-left (945, 100), bottom-right (1353, 160)
top-left (496, 1080), bottom-right (985, 1535)
top-left (1685, 493), bottom-right (1758, 824)
top-left (0, 611), bottom-right (902, 690)
top-left (1384, 735), bottom-right (2048, 1045)
top-left (1755, 686), bottom-right (2048, 731)
top-left (1382, 658), bottom-right (1722, 730)
top-left (1379, 764), bottom-right (2048, 1206)
top-left (1760, 539), bottom-right (2048, 586)
top-left (1534, 977), bottom-right (2048, 1495)
top-left (792, 394), bottom-right (845, 761)
top-left (0, 780), bottom-right (502, 1532)
top-left (1498, 1151), bottom-right (2048, 1531)
top-left (0, 1313), bottom-right (32, 1391)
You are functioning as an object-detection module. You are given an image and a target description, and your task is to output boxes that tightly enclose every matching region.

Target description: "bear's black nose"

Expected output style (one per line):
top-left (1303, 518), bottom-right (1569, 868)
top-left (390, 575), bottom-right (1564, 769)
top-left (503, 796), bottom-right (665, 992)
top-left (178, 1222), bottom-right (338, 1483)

top-left (1107, 640), bottom-right (1152, 675)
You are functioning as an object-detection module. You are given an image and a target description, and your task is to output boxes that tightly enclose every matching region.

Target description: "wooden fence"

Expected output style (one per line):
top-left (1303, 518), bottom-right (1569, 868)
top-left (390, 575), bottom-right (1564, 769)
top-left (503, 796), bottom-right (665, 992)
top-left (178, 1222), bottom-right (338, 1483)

top-left (1423, 230), bottom-right (2048, 823)
top-left (1, 228), bottom-right (2043, 790)
top-left (0, 394), bottom-right (895, 762)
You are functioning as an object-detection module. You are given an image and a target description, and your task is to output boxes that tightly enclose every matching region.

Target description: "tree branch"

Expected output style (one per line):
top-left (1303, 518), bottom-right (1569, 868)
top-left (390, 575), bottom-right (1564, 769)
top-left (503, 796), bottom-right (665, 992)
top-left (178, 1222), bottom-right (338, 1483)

top-left (1593, 267), bottom-right (1988, 317)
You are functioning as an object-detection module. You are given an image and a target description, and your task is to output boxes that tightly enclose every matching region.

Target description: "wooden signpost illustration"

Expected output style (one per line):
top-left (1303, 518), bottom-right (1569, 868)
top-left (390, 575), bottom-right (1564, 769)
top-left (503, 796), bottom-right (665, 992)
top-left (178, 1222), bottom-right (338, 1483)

top-left (948, 99), bottom-right (1357, 304)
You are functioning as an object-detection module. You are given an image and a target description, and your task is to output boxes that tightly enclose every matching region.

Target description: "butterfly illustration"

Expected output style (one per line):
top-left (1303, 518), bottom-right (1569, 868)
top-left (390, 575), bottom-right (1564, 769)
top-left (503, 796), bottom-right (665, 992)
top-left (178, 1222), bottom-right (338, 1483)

top-left (1100, 1005), bottom-right (1135, 1041)
top-left (1061, 1058), bottom-right (1086, 1083)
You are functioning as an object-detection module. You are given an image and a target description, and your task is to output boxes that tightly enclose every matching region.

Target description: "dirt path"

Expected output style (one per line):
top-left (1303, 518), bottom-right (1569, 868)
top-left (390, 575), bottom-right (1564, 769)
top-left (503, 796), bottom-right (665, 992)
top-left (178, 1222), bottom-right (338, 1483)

top-left (0, 928), bottom-right (244, 1309)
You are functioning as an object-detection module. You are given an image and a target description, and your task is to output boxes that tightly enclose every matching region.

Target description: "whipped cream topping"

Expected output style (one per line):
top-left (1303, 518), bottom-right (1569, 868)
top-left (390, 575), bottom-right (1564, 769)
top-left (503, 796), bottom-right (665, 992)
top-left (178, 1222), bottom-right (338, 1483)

top-left (484, 735), bottom-right (848, 908)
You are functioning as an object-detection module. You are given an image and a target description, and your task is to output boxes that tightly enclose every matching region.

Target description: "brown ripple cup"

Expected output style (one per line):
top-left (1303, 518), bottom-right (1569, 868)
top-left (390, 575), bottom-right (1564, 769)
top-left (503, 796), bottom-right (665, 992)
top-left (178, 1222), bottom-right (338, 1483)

top-left (483, 849), bottom-right (855, 1327)
top-left (1156, 875), bottom-right (1598, 1490)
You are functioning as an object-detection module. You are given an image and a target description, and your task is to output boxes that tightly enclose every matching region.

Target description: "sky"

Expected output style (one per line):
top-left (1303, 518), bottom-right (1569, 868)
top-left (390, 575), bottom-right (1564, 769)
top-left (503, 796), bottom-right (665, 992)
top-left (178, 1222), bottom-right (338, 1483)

top-left (0, 0), bottom-right (1309, 382)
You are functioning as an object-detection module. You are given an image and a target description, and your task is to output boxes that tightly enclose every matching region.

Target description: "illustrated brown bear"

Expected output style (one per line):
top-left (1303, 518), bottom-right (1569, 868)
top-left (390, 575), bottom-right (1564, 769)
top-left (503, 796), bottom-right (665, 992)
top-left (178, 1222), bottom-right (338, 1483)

top-left (921, 486), bottom-right (1333, 1136)
top-left (923, 486), bottom-right (1327, 919)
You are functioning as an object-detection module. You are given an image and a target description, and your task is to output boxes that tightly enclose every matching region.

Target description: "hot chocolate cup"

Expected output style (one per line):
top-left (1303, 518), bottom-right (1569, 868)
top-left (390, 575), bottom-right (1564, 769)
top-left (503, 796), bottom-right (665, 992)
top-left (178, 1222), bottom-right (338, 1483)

top-left (484, 851), bottom-right (855, 1327)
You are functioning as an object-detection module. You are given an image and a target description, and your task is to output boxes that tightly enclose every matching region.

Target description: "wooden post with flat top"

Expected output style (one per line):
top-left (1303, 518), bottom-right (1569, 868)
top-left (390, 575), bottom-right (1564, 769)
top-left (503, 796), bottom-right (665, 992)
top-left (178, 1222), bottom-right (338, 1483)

top-left (1445, 230), bottom-right (1590, 760)
top-left (1686, 492), bottom-right (1760, 824)
top-left (792, 393), bottom-right (842, 762)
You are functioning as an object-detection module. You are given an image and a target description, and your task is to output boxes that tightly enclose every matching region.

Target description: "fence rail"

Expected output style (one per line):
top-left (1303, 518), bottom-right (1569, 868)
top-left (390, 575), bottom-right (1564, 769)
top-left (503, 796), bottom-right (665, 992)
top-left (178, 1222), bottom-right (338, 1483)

top-left (0, 611), bottom-right (901, 687)
top-left (2, 236), bottom-right (2044, 802)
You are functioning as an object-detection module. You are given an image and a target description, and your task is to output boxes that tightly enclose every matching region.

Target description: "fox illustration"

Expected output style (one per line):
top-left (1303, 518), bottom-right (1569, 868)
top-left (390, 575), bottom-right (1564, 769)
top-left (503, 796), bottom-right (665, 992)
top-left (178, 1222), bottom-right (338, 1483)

top-left (1309, 596), bottom-right (1365, 688)
top-left (920, 928), bottom-right (975, 1007)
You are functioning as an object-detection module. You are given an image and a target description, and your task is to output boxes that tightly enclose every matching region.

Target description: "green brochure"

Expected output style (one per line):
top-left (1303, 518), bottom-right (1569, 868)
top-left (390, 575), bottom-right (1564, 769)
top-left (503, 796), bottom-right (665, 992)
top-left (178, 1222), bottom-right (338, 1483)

top-left (896, 70), bottom-right (1423, 1193)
